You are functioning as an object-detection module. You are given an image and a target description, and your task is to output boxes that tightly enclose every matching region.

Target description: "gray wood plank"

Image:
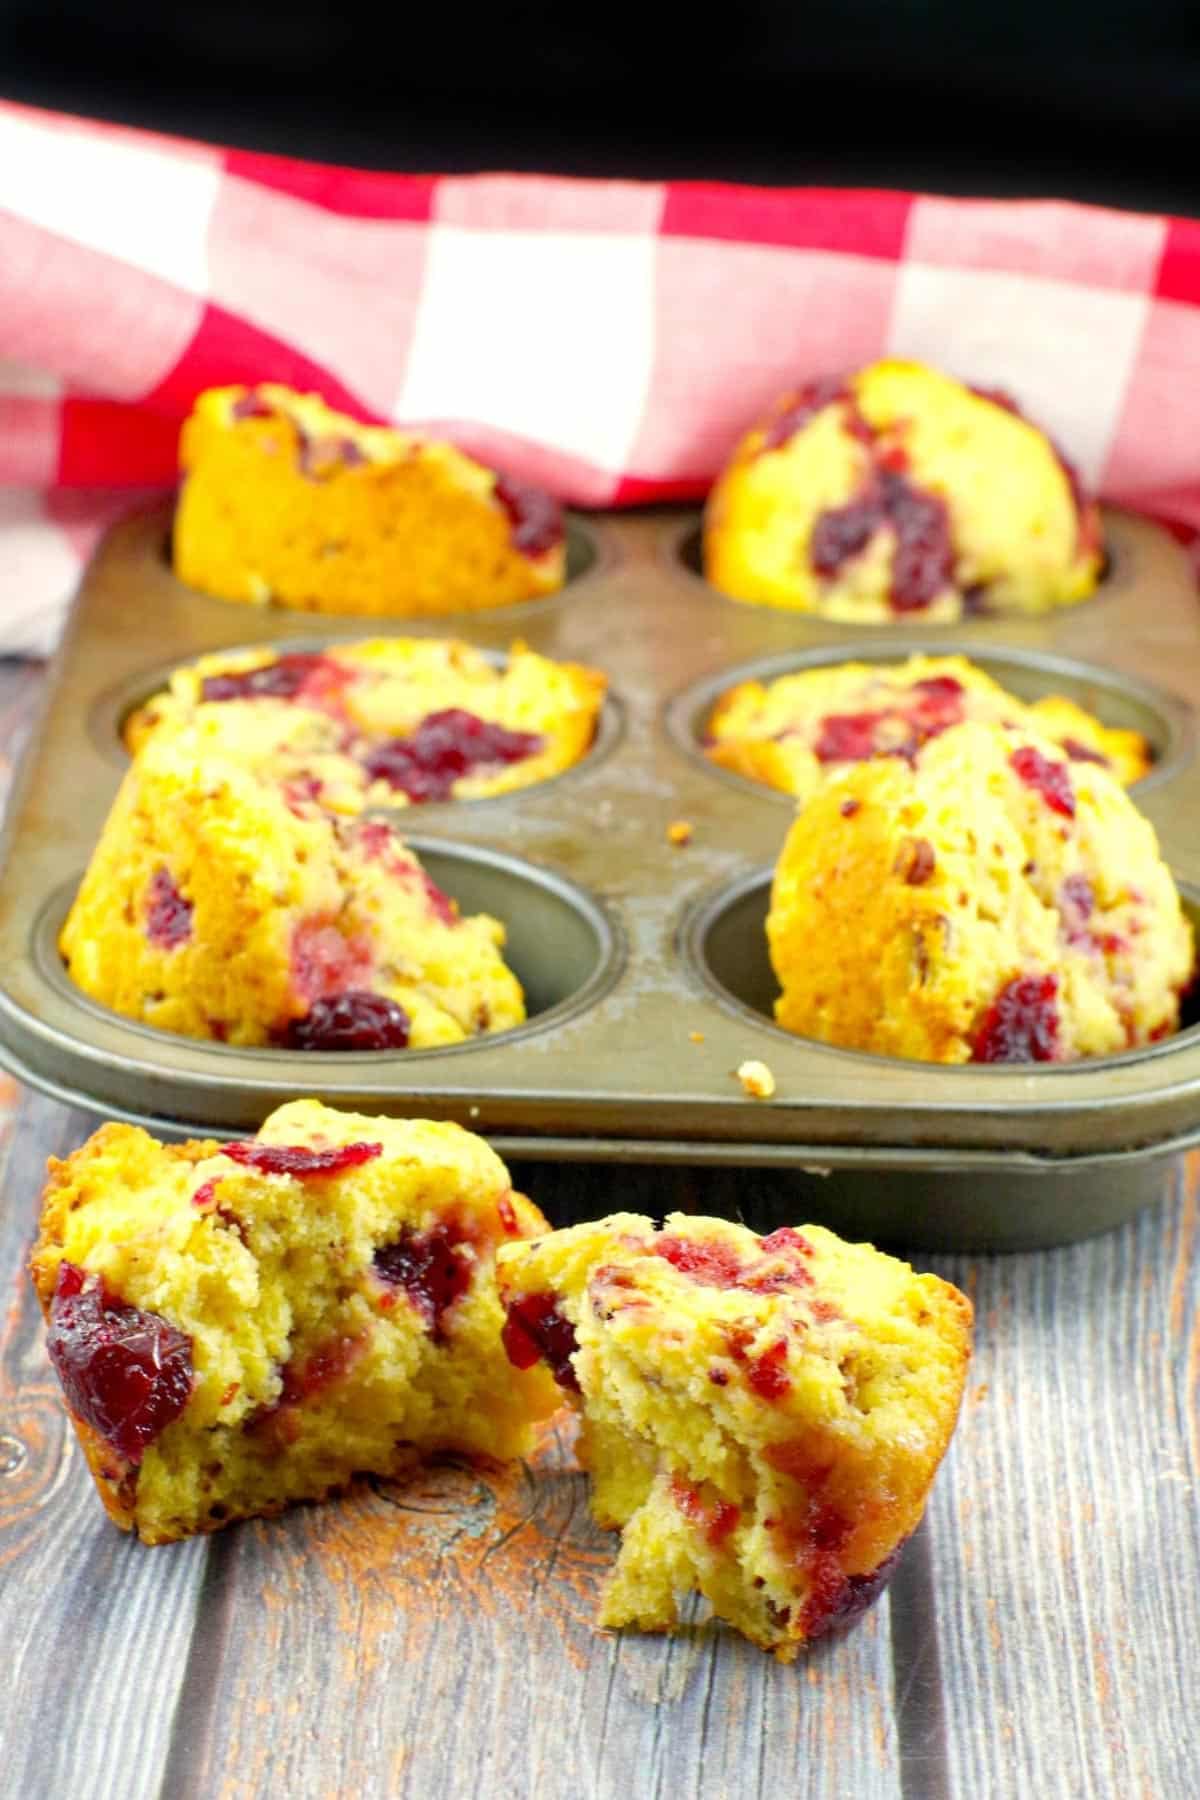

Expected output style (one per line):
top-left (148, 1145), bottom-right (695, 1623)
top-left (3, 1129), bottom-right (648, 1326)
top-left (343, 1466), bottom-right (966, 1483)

top-left (166, 1415), bottom-right (903, 1800)
top-left (928, 1161), bottom-right (1200, 1800)
top-left (0, 1090), bottom-right (212, 1800)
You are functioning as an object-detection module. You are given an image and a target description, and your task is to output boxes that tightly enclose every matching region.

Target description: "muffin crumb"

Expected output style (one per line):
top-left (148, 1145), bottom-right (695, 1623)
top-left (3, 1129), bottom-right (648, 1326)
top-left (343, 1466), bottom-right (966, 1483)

top-left (689, 1030), bottom-right (706, 1044)
top-left (667, 819), bottom-right (694, 847)
top-left (736, 1059), bottom-right (776, 1099)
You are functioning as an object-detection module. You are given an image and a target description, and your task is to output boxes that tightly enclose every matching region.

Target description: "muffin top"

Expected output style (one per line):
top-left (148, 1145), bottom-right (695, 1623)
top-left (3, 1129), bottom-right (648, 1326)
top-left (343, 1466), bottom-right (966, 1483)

top-left (704, 360), bottom-right (1103, 621)
top-left (767, 719), bottom-right (1193, 1063)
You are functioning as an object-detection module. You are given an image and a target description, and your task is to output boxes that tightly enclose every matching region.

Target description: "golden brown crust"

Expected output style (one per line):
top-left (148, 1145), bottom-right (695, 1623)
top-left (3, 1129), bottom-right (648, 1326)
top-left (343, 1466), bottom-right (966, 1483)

top-left (174, 387), bottom-right (566, 616)
top-left (767, 723), bottom-right (1193, 1063)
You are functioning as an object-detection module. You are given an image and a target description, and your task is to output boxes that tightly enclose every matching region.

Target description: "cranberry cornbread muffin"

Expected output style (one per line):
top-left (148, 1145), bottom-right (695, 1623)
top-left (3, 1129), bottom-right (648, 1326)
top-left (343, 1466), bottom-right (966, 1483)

top-left (707, 653), bottom-right (1152, 800)
top-left (125, 636), bottom-right (606, 805)
top-left (704, 361), bottom-right (1103, 620)
top-left (30, 1100), bottom-right (560, 1544)
top-left (59, 715), bottom-right (525, 1049)
top-left (173, 385), bottom-right (566, 614)
top-left (767, 720), bottom-right (1193, 1063)
top-left (497, 1213), bottom-right (971, 1658)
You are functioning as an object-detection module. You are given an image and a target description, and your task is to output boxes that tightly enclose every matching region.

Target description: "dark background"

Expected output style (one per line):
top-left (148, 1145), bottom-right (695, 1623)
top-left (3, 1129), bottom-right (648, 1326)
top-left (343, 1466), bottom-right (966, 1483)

top-left (1, 2), bottom-right (1198, 214)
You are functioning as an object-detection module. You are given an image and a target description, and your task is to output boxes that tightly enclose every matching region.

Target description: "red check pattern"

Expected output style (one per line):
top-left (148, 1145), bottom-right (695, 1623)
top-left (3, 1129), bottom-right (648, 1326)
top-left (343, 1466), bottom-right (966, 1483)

top-left (1, 100), bottom-right (1198, 651)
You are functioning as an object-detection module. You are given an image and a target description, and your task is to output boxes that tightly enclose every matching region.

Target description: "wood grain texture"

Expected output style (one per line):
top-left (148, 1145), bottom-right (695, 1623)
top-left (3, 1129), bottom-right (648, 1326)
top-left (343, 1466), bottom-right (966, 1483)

top-left (928, 1159), bottom-right (1200, 1800)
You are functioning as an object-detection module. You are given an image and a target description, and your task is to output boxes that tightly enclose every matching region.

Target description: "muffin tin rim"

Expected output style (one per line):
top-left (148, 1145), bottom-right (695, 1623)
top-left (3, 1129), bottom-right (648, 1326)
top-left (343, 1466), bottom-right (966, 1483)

top-left (8, 1028), bottom-right (1200, 1180)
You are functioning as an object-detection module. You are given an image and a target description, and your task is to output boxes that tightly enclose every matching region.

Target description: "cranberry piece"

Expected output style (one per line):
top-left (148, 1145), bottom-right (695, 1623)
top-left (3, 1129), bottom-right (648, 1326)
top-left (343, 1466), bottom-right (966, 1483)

top-left (191, 1179), bottom-right (245, 1239)
top-left (290, 920), bottom-right (373, 1003)
top-left (279, 1334), bottom-right (366, 1406)
top-left (1010, 745), bottom-right (1076, 818)
top-left (1062, 737), bottom-right (1110, 769)
top-left (284, 991), bottom-right (411, 1052)
top-left (840, 798), bottom-right (861, 818)
top-left (422, 873), bottom-right (458, 928)
top-left (354, 819), bottom-right (404, 866)
top-left (352, 825), bottom-right (460, 928)
top-left (496, 1194), bottom-right (520, 1234)
top-left (883, 473), bottom-right (955, 612)
top-left (1058, 874), bottom-right (1095, 942)
top-left (758, 1227), bottom-right (815, 1259)
top-left (374, 1223), bottom-right (473, 1340)
top-left (654, 1236), bottom-right (743, 1287)
top-left (740, 1264), bottom-right (818, 1299)
top-left (281, 774), bottom-right (325, 816)
top-left (747, 1337), bottom-right (791, 1402)
top-left (501, 1292), bottom-right (580, 1391)
top-left (709, 1498), bottom-right (740, 1542)
top-left (658, 1227), bottom-right (820, 1303)
top-left (249, 1332), bottom-right (367, 1445)
top-left (813, 709), bottom-right (891, 764)
top-left (201, 652), bottom-right (342, 706)
top-left (363, 708), bottom-right (544, 803)
top-left (297, 433), bottom-right (366, 476)
top-left (806, 1542), bottom-right (905, 1639)
top-left (909, 675), bottom-right (965, 732)
top-left (739, 1231), bottom-right (818, 1297)
top-left (761, 376), bottom-right (854, 450)
top-left (670, 1476), bottom-right (741, 1545)
top-left (809, 471), bottom-right (955, 612)
top-left (972, 973), bottom-right (1061, 1064)
top-left (223, 1140), bottom-right (383, 1178)
top-left (231, 391), bottom-right (275, 421)
top-left (493, 475), bottom-right (564, 556)
top-left (810, 494), bottom-right (882, 576)
top-left (46, 1262), bottom-right (193, 1467)
top-left (144, 867), bottom-right (193, 949)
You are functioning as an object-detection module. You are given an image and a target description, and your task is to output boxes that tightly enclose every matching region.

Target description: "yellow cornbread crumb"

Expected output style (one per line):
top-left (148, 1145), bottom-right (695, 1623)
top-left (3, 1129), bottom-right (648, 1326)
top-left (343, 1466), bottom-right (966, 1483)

top-left (30, 1100), bottom-right (560, 1544)
top-left (174, 384), bottom-right (566, 615)
top-left (666, 820), bottom-right (694, 846)
top-left (496, 1213), bottom-right (972, 1658)
top-left (707, 653), bottom-right (1152, 800)
top-left (704, 361), bottom-right (1103, 621)
top-left (767, 719), bottom-right (1193, 1063)
top-left (736, 1059), bottom-right (776, 1099)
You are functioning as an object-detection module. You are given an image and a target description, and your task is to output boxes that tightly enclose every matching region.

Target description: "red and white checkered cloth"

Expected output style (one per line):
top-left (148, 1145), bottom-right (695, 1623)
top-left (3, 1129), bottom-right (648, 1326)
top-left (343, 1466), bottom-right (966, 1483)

top-left (2, 99), bottom-right (1199, 653)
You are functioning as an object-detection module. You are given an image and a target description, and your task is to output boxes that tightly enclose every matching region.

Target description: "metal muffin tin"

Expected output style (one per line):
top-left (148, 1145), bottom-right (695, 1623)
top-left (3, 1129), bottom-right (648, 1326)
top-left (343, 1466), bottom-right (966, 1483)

top-left (2, 500), bottom-right (1199, 1251)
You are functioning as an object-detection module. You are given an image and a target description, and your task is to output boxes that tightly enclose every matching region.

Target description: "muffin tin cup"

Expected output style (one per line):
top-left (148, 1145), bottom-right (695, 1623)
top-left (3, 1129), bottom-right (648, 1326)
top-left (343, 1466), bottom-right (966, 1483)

top-left (2, 498), bottom-right (1200, 1250)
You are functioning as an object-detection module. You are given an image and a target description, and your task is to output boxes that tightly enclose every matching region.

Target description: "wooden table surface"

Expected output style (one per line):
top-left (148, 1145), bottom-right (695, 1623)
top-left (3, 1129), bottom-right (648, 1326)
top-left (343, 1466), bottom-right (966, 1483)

top-left (2, 654), bottom-right (1199, 1800)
